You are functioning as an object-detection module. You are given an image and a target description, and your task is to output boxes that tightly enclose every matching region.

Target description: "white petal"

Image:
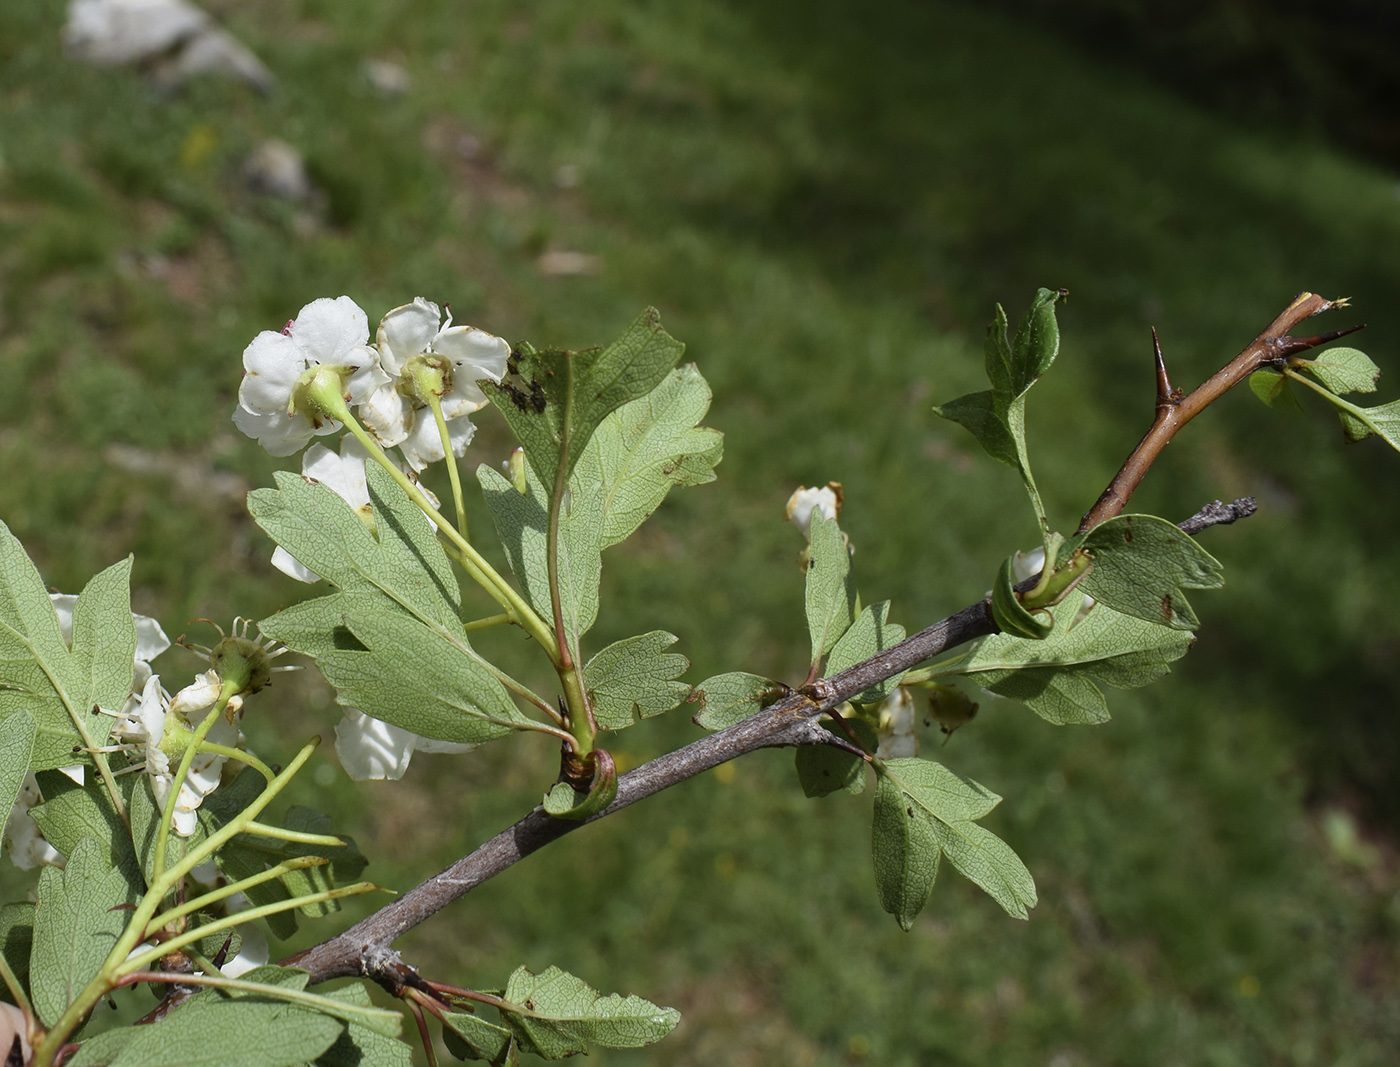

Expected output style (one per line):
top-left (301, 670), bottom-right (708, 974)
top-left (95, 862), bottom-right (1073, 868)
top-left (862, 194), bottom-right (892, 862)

top-left (334, 709), bottom-right (416, 780)
top-left (169, 670), bottom-right (221, 718)
top-left (302, 438), bottom-right (371, 510)
top-left (343, 346), bottom-right (390, 406)
top-left (134, 613), bottom-right (171, 666)
top-left (433, 325), bottom-right (509, 382)
top-left (239, 331), bottom-right (305, 414)
top-left (233, 404), bottom-right (330, 456)
top-left (1011, 547), bottom-right (1046, 584)
top-left (399, 412), bottom-right (475, 472)
top-left (271, 546), bottom-right (320, 584)
top-left (377, 298), bottom-right (442, 375)
top-left (358, 384), bottom-right (411, 448)
top-left (48, 593), bottom-right (78, 646)
top-left (785, 485), bottom-right (840, 541)
top-left (290, 296), bottom-right (370, 364)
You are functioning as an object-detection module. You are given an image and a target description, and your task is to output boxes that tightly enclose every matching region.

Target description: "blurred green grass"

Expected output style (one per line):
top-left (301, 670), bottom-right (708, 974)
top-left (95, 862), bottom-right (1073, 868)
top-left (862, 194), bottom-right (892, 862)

top-left (2, 0), bottom-right (1399, 1063)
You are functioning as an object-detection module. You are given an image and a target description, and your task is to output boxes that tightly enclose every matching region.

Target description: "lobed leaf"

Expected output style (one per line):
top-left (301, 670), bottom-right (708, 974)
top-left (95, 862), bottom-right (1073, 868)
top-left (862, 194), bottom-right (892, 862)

top-left (486, 309), bottom-right (685, 494)
top-left (255, 466), bottom-right (527, 745)
top-left (0, 524), bottom-right (136, 770)
top-left (956, 591), bottom-right (1193, 724)
top-left (1299, 347), bottom-right (1379, 395)
top-left (31, 836), bottom-right (130, 1026)
top-left (1069, 513), bottom-right (1224, 630)
top-left (500, 965), bottom-right (680, 1057)
top-left (442, 1010), bottom-right (515, 1063)
top-left (586, 631), bottom-right (690, 731)
top-left (880, 758), bottom-right (1035, 920)
top-left (691, 672), bottom-right (779, 731)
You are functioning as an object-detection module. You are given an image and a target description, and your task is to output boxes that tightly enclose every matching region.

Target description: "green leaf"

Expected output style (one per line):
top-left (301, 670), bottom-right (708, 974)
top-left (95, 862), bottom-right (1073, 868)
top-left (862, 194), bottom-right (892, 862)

top-left (0, 711), bottom-right (34, 821)
top-left (990, 555), bottom-right (1053, 639)
top-left (486, 309), bottom-right (685, 494)
top-left (1337, 397), bottom-right (1400, 451)
top-left (1249, 369), bottom-right (1302, 412)
top-left (872, 771), bottom-right (940, 930)
top-left (576, 363), bottom-right (723, 548)
top-left (934, 291), bottom-right (1065, 531)
top-left (254, 466), bottom-right (528, 745)
top-left (500, 965), bottom-right (680, 1057)
top-left (586, 631), bottom-right (690, 731)
top-left (796, 720), bottom-right (875, 798)
top-left (1009, 286), bottom-right (1064, 393)
top-left (930, 391), bottom-right (1019, 469)
top-left (314, 983), bottom-right (415, 1067)
top-left (31, 770), bottom-right (141, 896)
top-left (691, 672), bottom-right (779, 731)
top-left (31, 836), bottom-right (131, 1026)
top-left (824, 602), bottom-right (907, 703)
top-left (0, 526), bottom-right (136, 770)
top-left (478, 462), bottom-right (602, 655)
top-left (1069, 514), bottom-right (1224, 630)
top-left (1299, 347), bottom-right (1380, 394)
top-left (442, 1010), bottom-right (515, 1063)
top-left (805, 512), bottom-right (853, 662)
top-left (0, 903), bottom-right (34, 1004)
top-left (881, 758), bottom-right (1035, 919)
top-left (69, 997), bottom-right (344, 1067)
top-left (956, 591), bottom-right (1194, 725)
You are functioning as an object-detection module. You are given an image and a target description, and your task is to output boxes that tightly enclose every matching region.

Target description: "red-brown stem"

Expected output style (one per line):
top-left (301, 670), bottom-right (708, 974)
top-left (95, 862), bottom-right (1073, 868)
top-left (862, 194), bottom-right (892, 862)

top-left (1079, 292), bottom-right (1354, 532)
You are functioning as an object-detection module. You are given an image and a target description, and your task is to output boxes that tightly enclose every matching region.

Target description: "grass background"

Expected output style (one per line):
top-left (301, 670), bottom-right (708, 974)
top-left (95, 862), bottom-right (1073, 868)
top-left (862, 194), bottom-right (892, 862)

top-left (2, 0), bottom-right (1399, 1063)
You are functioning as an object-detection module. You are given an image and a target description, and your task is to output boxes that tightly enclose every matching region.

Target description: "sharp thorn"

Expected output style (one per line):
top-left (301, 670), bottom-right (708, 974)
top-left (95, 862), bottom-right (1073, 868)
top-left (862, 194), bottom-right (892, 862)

top-left (1152, 327), bottom-right (1173, 404)
top-left (1276, 322), bottom-right (1366, 356)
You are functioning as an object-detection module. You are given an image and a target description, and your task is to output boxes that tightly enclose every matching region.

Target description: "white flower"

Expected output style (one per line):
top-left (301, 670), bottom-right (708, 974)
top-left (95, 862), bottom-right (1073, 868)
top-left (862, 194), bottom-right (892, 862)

top-left (50, 591), bottom-right (170, 691)
top-left (222, 923), bottom-right (268, 978)
top-left (785, 483), bottom-right (842, 541)
top-left (3, 773), bottom-right (66, 871)
top-left (111, 673), bottom-right (240, 836)
top-left (334, 708), bottom-right (476, 781)
top-left (875, 689), bottom-right (918, 760)
top-left (358, 297), bottom-right (510, 472)
top-left (234, 297), bottom-right (387, 456)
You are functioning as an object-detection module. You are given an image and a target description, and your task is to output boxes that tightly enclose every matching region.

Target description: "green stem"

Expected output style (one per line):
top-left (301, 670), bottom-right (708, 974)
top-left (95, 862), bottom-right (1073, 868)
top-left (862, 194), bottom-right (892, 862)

top-left (149, 857), bottom-right (329, 932)
top-left (239, 822), bottom-right (346, 848)
top-left (112, 970), bottom-right (401, 1031)
top-left (543, 359), bottom-right (595, 756)
top-left (309, 382), bottom-right (559, 664)
top-left (152, 680), bottom-right (238, 884)
top-left (201, 742), bottom-right (277, 784)
top-left (426, 391), bottom-right (470, 540)
top-left (0, 947), bottom-right (29, 1016)
top-left (462, 612), bottom-right (512, 633)
top-left (121, 883), bottom-right (381, 975)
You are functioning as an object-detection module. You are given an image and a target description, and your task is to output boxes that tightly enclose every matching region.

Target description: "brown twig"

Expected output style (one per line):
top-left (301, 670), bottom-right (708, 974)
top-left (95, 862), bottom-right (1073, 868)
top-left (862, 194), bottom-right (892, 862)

top-left (1079, 292), bottom-right (1358, 532)
top-left (282, 294), bottom-right (1319, 988)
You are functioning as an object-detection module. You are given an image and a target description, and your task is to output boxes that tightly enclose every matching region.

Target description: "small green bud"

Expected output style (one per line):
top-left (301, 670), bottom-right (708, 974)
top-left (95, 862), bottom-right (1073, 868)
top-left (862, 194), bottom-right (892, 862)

top-left (210, 634), bottom-right (275, 697)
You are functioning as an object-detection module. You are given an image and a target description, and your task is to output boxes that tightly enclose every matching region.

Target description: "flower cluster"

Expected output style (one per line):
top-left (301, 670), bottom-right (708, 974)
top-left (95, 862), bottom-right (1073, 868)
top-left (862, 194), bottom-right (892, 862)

top-left (237, 296), bottom-right (505, 782)
top-left (233, 295), bottom-right (510, 471)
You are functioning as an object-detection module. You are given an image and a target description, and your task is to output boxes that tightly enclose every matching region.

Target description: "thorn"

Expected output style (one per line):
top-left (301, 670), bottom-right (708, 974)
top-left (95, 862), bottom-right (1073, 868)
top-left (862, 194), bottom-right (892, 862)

top-left (1274, 322), bottom-right (1366, 357)
top-left (1152, 327), bottom-right (1175, 406)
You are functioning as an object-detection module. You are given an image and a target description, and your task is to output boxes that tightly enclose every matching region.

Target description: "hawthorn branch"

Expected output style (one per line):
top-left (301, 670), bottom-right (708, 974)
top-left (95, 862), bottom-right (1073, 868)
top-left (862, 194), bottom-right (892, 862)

top-left (283, 499), bottom-right (1253, 986)
top-left (1079, 292), bottom-right (1360, 531)
top-left (284, 291), bottom-right (1337, 988)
